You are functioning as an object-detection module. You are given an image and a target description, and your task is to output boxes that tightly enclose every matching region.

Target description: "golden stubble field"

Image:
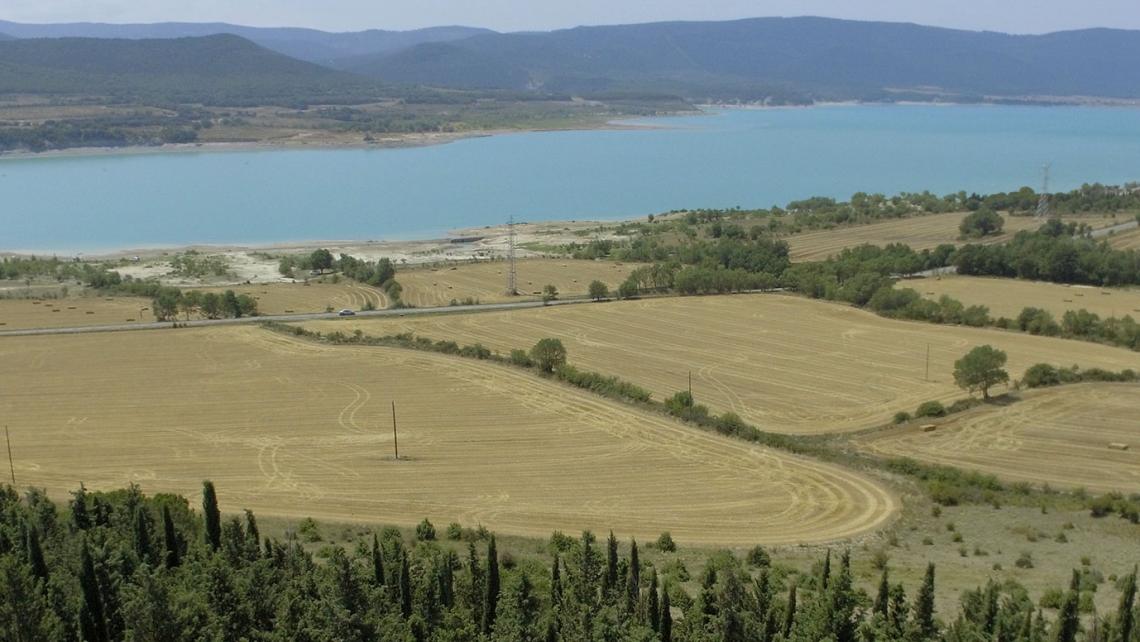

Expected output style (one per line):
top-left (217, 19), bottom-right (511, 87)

top-left (857, 383), bottom-right (1140, 493)
top-left (193, 281), bottom-right (384, 315)
top-left (394, 259), bottom-right (642, 307)
top-left (307, 295), bottom-right (1140, 435)
top-left (0, 326), bottom-right (896, 545)
top-left (0, 296), bottom-right (149, 330)
top-left (1108, 226), bottom-right (1140, 251)
top-left (786, 213), bottom-right (1123, 262)
top-left (910, 276), bottom-right (1140, 320)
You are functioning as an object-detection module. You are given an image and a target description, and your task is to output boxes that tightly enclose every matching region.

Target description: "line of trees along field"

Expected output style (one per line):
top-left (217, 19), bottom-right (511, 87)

top-left (2, 482), bottom-right (1137, 642)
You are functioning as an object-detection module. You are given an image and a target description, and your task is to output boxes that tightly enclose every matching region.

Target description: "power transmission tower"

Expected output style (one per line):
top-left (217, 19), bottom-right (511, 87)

top-left (1035, 164), bottom-right (1052, 219)
top-left (506, 215), bottom-right (518, 296)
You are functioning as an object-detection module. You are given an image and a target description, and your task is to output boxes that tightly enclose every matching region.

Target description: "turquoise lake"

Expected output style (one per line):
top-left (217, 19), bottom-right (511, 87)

top-left (4, 104), bottom-right (1140, 252)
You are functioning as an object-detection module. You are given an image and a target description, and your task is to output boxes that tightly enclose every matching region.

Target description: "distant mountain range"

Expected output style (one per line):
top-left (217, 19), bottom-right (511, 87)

top-left (0, 32), bottom-right (15, 40)
top-left (0, 20), bottom-right (489, 65)
top-left (337, 17), bottom-right (1140, 100)
top-left (0, 34), bottom-right (379, 105)
top-left (2, 16), bottom-right (1140, 104)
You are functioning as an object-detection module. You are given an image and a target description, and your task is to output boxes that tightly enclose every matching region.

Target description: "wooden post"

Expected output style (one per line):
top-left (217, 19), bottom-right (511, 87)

top-left (5, 426), bottom-right (14, 486)
top-left (925, 344), bottom-right (931, 382)
top-left (688, 370), bottom-right (692, 398)
top-left (391, 402), bottom-right (399, 460)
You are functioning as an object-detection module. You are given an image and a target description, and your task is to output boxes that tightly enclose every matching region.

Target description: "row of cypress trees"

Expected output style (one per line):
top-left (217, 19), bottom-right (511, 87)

top-left (0, 481), bottom-right (1136, 642)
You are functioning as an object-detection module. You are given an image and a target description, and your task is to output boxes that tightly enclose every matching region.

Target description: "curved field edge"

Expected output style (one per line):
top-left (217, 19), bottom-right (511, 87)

top-left (855, 383), bottom-right (1140, 494)
top-left (302, 294), bottom-right (1140, 435)
top-left (0, 325), bottom-right (898, 546)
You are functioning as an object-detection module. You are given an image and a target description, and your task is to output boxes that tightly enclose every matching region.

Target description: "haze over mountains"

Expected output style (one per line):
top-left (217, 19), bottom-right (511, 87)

top-left (3, 16), bottom-right (1140, 103)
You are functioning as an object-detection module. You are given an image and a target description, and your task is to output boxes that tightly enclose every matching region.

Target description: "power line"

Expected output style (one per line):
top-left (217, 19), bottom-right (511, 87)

top-left (506, 215), bottom-right (518, 296)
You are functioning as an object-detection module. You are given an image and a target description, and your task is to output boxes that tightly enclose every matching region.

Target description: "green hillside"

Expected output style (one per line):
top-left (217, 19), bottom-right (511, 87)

top-left (0, 34), bottom-right (383, 105)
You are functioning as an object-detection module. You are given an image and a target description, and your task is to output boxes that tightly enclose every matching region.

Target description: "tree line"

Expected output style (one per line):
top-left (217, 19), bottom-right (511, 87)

top-left (2, 481), bottom-right (1137, 642)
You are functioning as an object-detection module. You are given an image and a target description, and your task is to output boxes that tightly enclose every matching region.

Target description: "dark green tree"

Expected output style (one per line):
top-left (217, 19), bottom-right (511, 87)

top-left (1114, 567), bottom-right (1136, 642)
top-left (626, 539), bottom-right (641, 616)
top-left (483, 535), bottom-right (500, 636)
top-left (913, 563), bottom-right (938, 640)
top-left (873, 568), bottom-right (889, 618)
top-left (71, 483), bottom-right (91, 531)
top-left (492, 574), bottom-right (540, 642)
top-left (530, 338), bottom-right (567, 373)
top-left (161, 506), bottom-right (181, 569)
top-left (784, 583), bottom-right (797, 638)
top-left (605, 531), bottom-right (619, 597)
top-left (550, 553), bottom-right (563, 611)
top-left (1053, 586), bottom-right (1081, 642)
top-left (647, 569), bottom-right (660, 633)
top-left (79, 541), bottom-right (109, 642)
top-left (371, 534), bottom-right (385, 586)
top-left (25, 526), bottom-right (48, 581)
top-left (953, 345), bottom-right (1010, 399)
top-left (588, 280), bottom-right (609, 301)
top-left (660, 587), bottom-right (673, 642)
top-left (399, 549), bottom-right (413, 619)
top-left (133, 508), bottom-right (152, 564)
top-left (202, 480), bottom-right (221, 552)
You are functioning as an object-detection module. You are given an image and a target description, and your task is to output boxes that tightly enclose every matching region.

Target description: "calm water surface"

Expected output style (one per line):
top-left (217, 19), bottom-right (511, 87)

top-left (4, 105), bottom-right (1140, 252)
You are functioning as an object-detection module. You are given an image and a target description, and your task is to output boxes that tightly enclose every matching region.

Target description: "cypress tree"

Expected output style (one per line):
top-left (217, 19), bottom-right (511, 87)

top-left (1114, 567), bottom-right (1135, 642)
top-left (720, 569), bottom-right (747, 642)
top-left (605, 531), bottom-right (619, 597)
top-left (647, 569), bottom-right (660, 633)
top-left (202, 481), bottom-right (221, 552)
top-left (888, 584), bottom-right (908, 638)
top-left (754, 567), bottom-right (772, 621)
top-left (371, 534), bottom-right (385, 586)
top-left (439, 552), bottom-right (455, 609)
top-left (828, 550), bottom-right (857, 642)
top-left (244, 509), bottom-right (260, 559)
top-left (660, 587), bottom-right (672, 642)
top-left (550, 553), bottom-right (563, 611)
top-left (482, 535), bottom-right (500, 636)
top-left (134, 508), bottom-right (152, 564)
top-left (783, 583), bottom-right (797, 639)
top-left (161, 506), bottom-right (181, 569)
top-left (399, 550), bottom-right (412, 619)
top-left (982, 580), bottom-right (999, 636)
top-left (626, 539), bottom-right (640, 615)
top-left (467, 542), bottom-right (484, 630)
top-left (1054, 587), bottom-right (1081, 642)
top-left (26, 526), bottom-right (49, 581)
top-left (873, 568), bottom-right (889, 617)
top-left (71, 483), bottom-right (91, 531)
top-left (79, 541), bottom-right (108, 642)
top-left (1019, 607), bottom-right (1034, 642)
top-left (821, 548), bottom-right (832, 590)
top-left (913, 563), bottom-right (938, 640)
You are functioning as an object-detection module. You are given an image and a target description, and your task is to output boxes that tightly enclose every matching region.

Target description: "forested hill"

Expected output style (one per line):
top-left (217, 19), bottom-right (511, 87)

top-left (340, 16), bottom-right (1140, 101)
top-left (0, 33), bottom-right (15, 41)
top-left (0, 20), bottom-right (491, 65)
top-left (0, 34), bottom-right (383, 105)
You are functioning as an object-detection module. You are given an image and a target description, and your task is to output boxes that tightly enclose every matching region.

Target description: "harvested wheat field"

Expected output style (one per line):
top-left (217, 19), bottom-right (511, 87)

top-left (307, 295), bottom-right (1140, 435)
top-left (911, 276), bottom-right (1140, 320)
top-left (0, 296), bottom-right (149, 330)
top-left (857, 383), bottom-right (1140, 493)
top-left (193, 281), bottom-right (384, 315)
top-left (787, 213), bottom-right (1121, 262)
top-left (1108, 226), bottom-right (1140, 251)
top-left (0, 326), bottom-right (896, 545)
top-left (395, 259), bottom-right (642, 307)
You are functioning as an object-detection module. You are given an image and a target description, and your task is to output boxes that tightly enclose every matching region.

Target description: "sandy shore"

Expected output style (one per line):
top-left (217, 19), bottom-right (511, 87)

top-left (19, 218), bottom-right (633, 286)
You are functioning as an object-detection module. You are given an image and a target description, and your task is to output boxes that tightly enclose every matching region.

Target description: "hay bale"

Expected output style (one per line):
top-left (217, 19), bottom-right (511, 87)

top-left (1108, 443), bottom-right (1130, 451)
top-left (921, 424), bottom-right (937, 433)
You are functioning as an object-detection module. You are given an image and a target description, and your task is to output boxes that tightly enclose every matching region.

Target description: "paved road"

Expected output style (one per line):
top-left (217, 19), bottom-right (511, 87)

top-left (0, 297), bottom-right (590, 338)
top-left (1089, 219), bottom-right (1139, 239)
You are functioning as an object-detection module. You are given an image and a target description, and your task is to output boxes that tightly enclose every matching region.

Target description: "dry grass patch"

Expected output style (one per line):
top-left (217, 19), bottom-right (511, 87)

top-left (307, 295), bottom-right (1140, 435)
top-left (0, 296), bottom-right (148, 330)
top-left (396, 259), bottom-right (642, 307)
top-left (192, 281), bottom-right (384, 315)
top-left (857, 383), bottom-right (1140, 493)
top-left (787, 213), bottom-right (1121, 262)
top-left (0, 326), bottom-right (896, 545)
top-left (1107, 226), bottom-right (1140, 251)
top-left (911, 275), bottom-right (1140, 320)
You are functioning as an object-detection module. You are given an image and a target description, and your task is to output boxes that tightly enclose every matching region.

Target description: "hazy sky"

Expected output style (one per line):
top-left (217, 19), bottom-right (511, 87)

top-left (3, 0), bottom-right (1137, 34)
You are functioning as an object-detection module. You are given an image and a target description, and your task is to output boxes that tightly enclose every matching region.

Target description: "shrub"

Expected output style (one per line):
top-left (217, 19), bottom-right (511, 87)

top-left (893, 411), bottom-right (912, 424)
top-left (446, 522), bottom-right (463, 540)
top-left (656, 532), bottom-right (677, 552)
top-left (915, 400), bottom-right (947, 418)
top-left (1014, 552), bottom-right (1034, 569)
top-left (531, 338), bottom-right (567, 373)
top-left (415, 518), bottom-right (436, 541)
top-left (298, 517), bottom-right (322, 543)
top-left (1022, 363), bottom-right (1062, 388)
top-left (1039, 588), bottom-right (1064, 609)
top-left (746, 545), bottom-right (771, 567)
top-left (509, 349), bottom-right (534, 368)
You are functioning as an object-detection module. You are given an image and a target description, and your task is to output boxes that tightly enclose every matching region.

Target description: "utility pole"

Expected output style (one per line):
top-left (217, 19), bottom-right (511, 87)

top-left (5, 426), bottom-right (14, 486)
top-left (688, 370), bottom-right (693, 399)
top-left (925, 344), bottom-right (931, 382)
top-left (1035, 164), bottom-right (1052, 219)
top-left (391, 402), bottom-right (399, 460)
top-left (506, 215), bottom-right (518, 296)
